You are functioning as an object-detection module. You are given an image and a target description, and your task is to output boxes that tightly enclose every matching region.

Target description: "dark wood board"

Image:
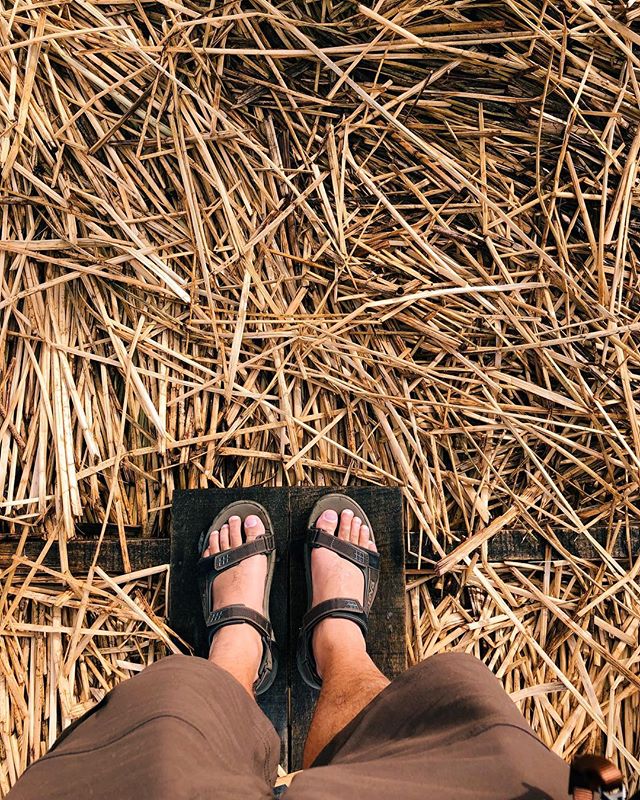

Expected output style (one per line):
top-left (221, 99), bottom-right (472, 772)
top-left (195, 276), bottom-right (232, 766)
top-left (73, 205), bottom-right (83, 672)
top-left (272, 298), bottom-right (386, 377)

top-left (2, 524), bottom-right (636, 574)
top-left (406, 526), bottom-right (640, 570)
top-left (287, 487), bottom-right (406, 770)
top-left (169, 488), bottom-right (290, 766)
top-left (168, 487), bottom-right (405, 773)
top-left (0, 537), bottom-right (170, 573)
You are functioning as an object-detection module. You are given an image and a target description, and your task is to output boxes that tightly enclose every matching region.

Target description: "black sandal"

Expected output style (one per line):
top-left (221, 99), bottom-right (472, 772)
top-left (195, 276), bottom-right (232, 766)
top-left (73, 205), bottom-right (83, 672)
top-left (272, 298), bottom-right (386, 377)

top-left (197, 501), bottom-right (278, 695)
top-left (297, 494), bottom-right (380, 690)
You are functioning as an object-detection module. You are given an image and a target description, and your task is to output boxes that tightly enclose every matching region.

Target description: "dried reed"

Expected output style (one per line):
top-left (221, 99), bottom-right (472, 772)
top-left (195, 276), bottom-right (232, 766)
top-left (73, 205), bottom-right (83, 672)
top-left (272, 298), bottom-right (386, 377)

top-left (0, 0), bottom-right (639, 792)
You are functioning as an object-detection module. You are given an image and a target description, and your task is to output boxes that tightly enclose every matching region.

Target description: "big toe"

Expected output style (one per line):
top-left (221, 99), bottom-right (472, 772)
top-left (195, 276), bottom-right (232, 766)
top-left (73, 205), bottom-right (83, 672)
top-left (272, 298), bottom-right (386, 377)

top-left (244, 514), bottom-right (265, 541)
top-left (315, 509), bottom-right (338, 534)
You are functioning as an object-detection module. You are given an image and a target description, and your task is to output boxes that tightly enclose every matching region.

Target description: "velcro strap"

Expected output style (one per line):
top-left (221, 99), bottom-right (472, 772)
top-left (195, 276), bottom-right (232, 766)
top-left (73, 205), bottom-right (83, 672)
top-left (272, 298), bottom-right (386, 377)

top-left (301, 597), bottom-right (368, 638)
top-left (308, 527), bottom-right (380, 570)
top-left (206, 604), bottom-right (273, 643)
top-left (198, 531), bottom-right (275, 575)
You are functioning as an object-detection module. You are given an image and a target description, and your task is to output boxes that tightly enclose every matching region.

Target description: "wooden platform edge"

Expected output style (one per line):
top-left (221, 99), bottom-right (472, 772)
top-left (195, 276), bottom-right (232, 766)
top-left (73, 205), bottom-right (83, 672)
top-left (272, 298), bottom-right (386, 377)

top-left (407, 526), bottom-right (640, 569)
top-left (0, 537), bottom-right (170, 573)
top-left (1, 526), bottom-right (638, 574)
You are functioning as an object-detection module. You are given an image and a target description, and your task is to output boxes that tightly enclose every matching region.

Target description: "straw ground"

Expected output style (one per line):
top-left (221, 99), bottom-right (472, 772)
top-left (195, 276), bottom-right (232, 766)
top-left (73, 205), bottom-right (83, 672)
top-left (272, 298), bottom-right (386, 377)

top-left (0, 0), bottom-right (639, 794)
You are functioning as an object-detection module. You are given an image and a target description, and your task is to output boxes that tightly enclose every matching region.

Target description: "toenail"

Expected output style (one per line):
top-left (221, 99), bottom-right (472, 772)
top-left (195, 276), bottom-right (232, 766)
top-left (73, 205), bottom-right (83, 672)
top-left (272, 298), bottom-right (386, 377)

top-left (343, 509), bottom-right (354, 516)
top-left (322, 509), bottom-right (338, 521)
top-left (245, 515), bottom-right (259, 527)
top-left (353, 517), bottom-right (361, 524)
top-left (229, 515), bottom-right (240, 522)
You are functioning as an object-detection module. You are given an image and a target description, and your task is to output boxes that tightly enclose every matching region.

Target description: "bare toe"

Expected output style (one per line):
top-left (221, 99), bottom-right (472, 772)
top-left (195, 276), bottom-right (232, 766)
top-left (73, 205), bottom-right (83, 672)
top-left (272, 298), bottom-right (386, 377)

top-left (316, 509), bottom-right (338, 533)
top-left (369, 540), bottom-right (377, 552)
top-left (209, 529), bottom-right (220, 554)
top-left (358, 524), bottom-right (370, 548)
top-left (350, 516), bottom-right (362, 544)
top-left (244, 514), bottom-right (265, 541)
top-left (338, 509), bottom-right (354, 540)
top-left (229, 515), bottom-right (242, 548)
top-left (219, 524), bottom-right (230, 550)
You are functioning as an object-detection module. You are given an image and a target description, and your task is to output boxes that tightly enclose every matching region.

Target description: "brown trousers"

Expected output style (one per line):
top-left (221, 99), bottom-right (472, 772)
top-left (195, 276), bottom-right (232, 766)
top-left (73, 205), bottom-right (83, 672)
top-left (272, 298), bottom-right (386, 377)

top-left (7, 653), bottom-right (570, 799)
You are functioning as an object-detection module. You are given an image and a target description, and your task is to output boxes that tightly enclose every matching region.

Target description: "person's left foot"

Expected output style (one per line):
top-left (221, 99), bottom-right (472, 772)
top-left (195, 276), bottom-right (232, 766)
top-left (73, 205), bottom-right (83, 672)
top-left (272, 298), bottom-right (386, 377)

top-left (203, 514), bottom-right (267, 689)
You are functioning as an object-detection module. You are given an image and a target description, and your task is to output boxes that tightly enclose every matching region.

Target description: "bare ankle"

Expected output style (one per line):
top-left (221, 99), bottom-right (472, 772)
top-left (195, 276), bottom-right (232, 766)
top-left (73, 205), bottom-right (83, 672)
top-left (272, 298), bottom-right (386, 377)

top-left (208, 625), bottom-right (263, 695)
top-left (312, 618), bottom-right (367, 678)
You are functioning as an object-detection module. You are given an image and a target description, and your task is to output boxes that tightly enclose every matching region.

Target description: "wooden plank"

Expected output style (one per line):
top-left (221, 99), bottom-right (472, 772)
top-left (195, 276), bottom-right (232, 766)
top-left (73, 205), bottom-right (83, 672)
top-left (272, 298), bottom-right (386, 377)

top-left (169, 488), bottom-right (290, 768)
top-left (0, 537), bottom-right (169, 573)
top-left (406, 526), bottom-right (640, 569)
top-left (288, 487), bottom-right (405, 770)
top-left (168, 487), bottom-right (406, 773)
top-left (1, 525), bottom-right (635, 575)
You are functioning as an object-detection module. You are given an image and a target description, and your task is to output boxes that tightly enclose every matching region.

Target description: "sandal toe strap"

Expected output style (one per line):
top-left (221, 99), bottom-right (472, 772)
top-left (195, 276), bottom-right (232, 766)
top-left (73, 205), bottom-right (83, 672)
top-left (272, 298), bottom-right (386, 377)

top-left (308, 528), bottom-right (379, 568)
top-left (198, 531), bottom-right (275, 579)
top-left (308, 527), bottom-right (380, 613)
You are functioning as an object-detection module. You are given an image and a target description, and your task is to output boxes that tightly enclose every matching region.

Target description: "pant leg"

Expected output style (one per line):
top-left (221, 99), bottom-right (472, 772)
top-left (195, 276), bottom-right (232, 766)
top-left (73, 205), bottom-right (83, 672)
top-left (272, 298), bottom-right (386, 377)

top-left (289, 653), bottom-right (570, 800)
top-left (8, 655), bottom-right (280, 800)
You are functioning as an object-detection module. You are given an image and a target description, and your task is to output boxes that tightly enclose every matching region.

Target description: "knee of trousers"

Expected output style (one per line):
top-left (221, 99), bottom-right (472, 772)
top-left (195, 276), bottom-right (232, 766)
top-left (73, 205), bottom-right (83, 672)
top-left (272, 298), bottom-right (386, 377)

top-left (402, 652), bottom-right (523, 722)
top-left (106, 655), bottom-right (250, 720)
top-left (412, 651), bottom-right (505, 686)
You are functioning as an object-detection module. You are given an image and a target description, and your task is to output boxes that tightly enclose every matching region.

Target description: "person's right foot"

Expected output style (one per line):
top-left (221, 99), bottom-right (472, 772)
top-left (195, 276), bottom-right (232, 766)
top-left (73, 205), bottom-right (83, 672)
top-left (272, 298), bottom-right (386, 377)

top-left (310, 508), bottom-right (377, 677)
top-left (203, 514), bottom-right (267, 690)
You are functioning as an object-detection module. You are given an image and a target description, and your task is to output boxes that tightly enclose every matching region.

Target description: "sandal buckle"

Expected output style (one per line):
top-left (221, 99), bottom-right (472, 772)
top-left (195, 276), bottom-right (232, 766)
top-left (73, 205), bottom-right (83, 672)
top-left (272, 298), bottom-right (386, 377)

top-left (352, 547), bottom-right (368, 565)
top-left (214, 552), bottom-right (231, 569)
